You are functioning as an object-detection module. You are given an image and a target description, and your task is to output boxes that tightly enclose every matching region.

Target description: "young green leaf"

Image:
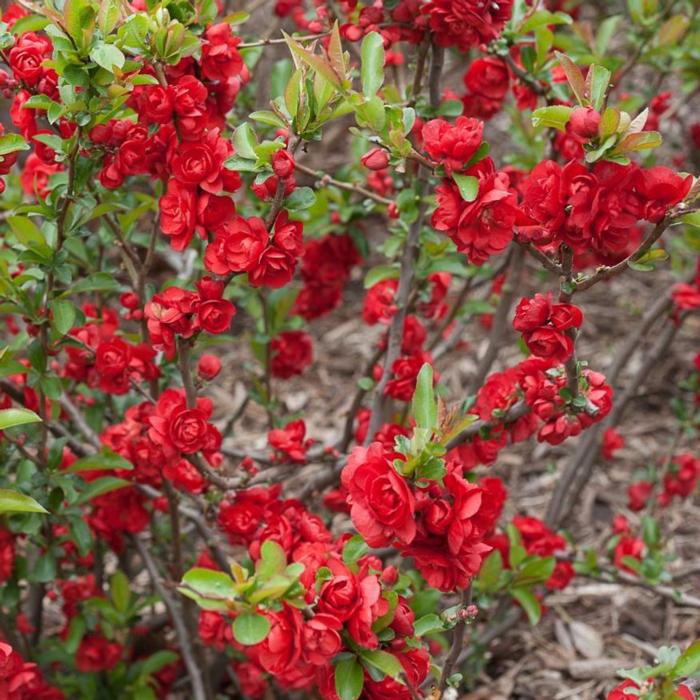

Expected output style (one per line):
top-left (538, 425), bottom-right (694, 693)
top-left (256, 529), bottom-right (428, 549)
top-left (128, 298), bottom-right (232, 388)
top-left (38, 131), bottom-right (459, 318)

top-left (335, 657), bottom-right (364, 700)
top-left (452, 174), bottom-right (479, 202)
top-left (412, 363), bottom-right (436, 431)
top-left (232, 613), bottom-right (271, 645)
top-left (0, 407), bottom-right (42, 430)
top-left (360, 32), bottom-right (385, 98)
top-left (0, 489), bottom-right (48, 515)
top-left (511, 587), bottom-right (542, 625)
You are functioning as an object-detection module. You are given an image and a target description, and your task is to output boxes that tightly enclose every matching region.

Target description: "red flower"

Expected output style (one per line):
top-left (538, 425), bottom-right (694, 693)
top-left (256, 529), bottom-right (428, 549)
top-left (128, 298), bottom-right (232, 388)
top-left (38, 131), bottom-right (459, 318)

top-left (159, 179), bottom-right (197, 251)
top-left (341, 442), bottom-right (416, 547)
top-left (200, 23), bottom-right (243, 81)
top-left (0, 527), bottom-right (15, 582)
top-left (248, 245), bottom-right (297, 288)
top-left (433, 163), bottom-right (517, 265)
top-left (272, 150), bottom-right (295, 179)
top-left (613, 534), bottom-right (644, 574)
top-left (568, 106), bottom-right (601, 139)
top-left (634, 166), bottom-right (693, 223)
top-left (205, 215), bottom-right (269, 275)
top-left (627, 480), bottom-right (652, 511)
top-left (170, 129), bottom-right (230, 193)
top-left (8, 32), bottom-right (51, 85)
top-left (75, 634), bottom-right (122, 673)
top-left (422, 0), bottom-right (513, 52)
top-left (602, 428), bottom-right (625, 460)
top-left (363, 279), bottom-right (398, 325)
top-left (270, 330), bottom-right (313, 379)
top-left (464, 57), bottom-right (509, 100)
top-left (272, 210), bottom-right (304, 257)
top-left (251, 604), bottom-right (303, 677)
top-left (148, 389), bottom-right (221, 459)
top-left (385, 353), bottom-right (436, 402)
top-left (422, 116), bottom-right (483, 173)
top-left (268, 419), bottom-right (311, 463)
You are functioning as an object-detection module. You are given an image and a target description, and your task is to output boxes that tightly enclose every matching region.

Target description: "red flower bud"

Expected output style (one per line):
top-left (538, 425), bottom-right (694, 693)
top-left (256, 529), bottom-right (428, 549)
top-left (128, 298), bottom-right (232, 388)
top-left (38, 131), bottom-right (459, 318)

top-left (198, 353), bottom-right (222, 380)
top-left (569, 106), bottom-right (601, 139)
top-left (361, 147), bottom-right (389, 171)
top-left (272, 150), bottom-right (295, 179)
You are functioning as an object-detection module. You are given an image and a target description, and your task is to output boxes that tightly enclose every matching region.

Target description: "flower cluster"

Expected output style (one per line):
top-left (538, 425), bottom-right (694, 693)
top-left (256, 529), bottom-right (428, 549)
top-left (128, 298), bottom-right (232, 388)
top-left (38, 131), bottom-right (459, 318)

top-left (214, 485), bottom-right (430, 698)
top-left (204, 211), bottom-right (303, 288)
top-left (62, 306), bottom-right (159, 395)
top-left (627, 453), bottom-right (699, 511)
top-left (421, 0), bottom-right (514, 52)
top-left (513, 293), bottom-right (584, 364)
top-left (342, 443), bottom-right (506, 591)
top-left (432, 157), bottom-right (518, 265)
top-left (144, 277), bottom-right (235, 358)
top-left (518, 160), bottom-right (692, 260)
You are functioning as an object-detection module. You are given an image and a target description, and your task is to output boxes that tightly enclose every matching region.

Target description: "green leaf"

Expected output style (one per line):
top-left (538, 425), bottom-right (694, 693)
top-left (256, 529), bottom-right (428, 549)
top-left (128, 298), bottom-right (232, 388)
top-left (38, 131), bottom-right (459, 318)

top-left (179, 567), bottom-right (236, 600)
top-left (256, 540), bottom-right (287, 579)
top-left (360, 649), bottom-right (402, 679)
top-left (139, 650), bottom-right (179, 678)
top-left (233, 123), bottom-right (258, 160)
top-left (285, 186), bottom-right (316, 211)
top-left (50, 299), bottom-right (76, 336)
top-left (342, 535), bottom-right (369, 565)
top-left (110, 570), bottom-right (131, 612)
top-left (507, 523), bottom-right (527, 568)
top-left (10, 14), bottom-right (51, 35)
top-left (555, 52), bottom-right (586, 105)
top-left (7, 216), bottom-right (50, 253)
top-left (363, 264), bottom-right (400, 289)
top-left (477, 550), bottom-right (503, 593)
top-left (222, 10), bottom-right (250, 25)
top-left (412, 363), bottom-right (436, 431)
top-left (63, 272), bottom-right (121, 295)
top-left (360, 32), bottom-right (385, 98)
top-left (513, 556), bottom-right (556, 586)
top-left (532, 105), bottom-right (573, 131)
top-left (249, 110), bottom-right (287, 128)
top-left (0, 489), bottom-right (48, 515)
top-left (232, 613), bottom-right (271, 645)
top-left (76, 476), bottom-right (131, 505)
top-left (335, 657), bottom-right (364, 700)
top-left (586, 64), bottom-right (611, 112)
top-left (452, 174), bottom-right (479, 202)
top-left (520, 9), bottom-right (572, 34)
top-left (64, 0), bottom-right (96, 45)
top-left (0, 134), bottom-right (30, 156)
top-left (90, 43), bottom-right (126, 73)
top-left (0, 407), bottom-right (42, 430)
top-left (67, 449), bottom-right (133, 473)
top-left (413, 613), bottom-right (444, 637)
top-left (672, 641), bottom-right (700, 678)
top-left (29, 553), bottom-right (56, 583)
top-left (511, 587), bottom-right (542, 625)
top-left (283, 32), bottom-right (342, 88)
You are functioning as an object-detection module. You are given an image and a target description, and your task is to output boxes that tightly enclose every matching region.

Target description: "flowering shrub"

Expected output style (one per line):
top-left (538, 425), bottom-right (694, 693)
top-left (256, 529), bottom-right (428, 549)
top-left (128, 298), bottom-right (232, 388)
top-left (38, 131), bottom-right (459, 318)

top-left (0, 0), bottom-right (699, 699)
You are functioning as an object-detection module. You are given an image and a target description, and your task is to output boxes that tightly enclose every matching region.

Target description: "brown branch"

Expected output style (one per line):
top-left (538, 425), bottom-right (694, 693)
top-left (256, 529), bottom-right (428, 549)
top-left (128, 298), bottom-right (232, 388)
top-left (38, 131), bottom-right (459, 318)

top-left (518, 241), bottom-right (562, 276)
top-left (438, 587), bottom-right (472, 693)
top-left (467, 246), bottom-right (524, 395)
top-left (294, 162), bottom-right (394, 206)
top-left (365, 179), bottom-right (429, 442)
top-left (133, 536), bottom-right (208, 700)
top-left (546, 313), bottom-right (682, 528)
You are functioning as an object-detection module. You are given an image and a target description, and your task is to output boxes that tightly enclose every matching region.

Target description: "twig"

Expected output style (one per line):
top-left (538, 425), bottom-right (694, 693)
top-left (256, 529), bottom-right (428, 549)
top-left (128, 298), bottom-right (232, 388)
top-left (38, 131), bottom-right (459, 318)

top-left (59, 395), bottom-right (102, 450)
top-left (467, 247), bottom-right (524, 394)
top-left (445, 400), bottom-right (530, 451)
top-left (429, 44), bottom-right (445, 110)
top-left (294, 162), bottom-right (394, 206)
top-left (546, 315), bottom-right (682, 527)
top-left (133, 536), bottom-right (208, 700)
top-left (337, 344), bottom-right (386, 453)
top-left (365, 179), bottom-right (428, 442)
top-left (239, 30), bottom-right (331, 49)
top-left (438, 587), bottom-right (472, 694)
